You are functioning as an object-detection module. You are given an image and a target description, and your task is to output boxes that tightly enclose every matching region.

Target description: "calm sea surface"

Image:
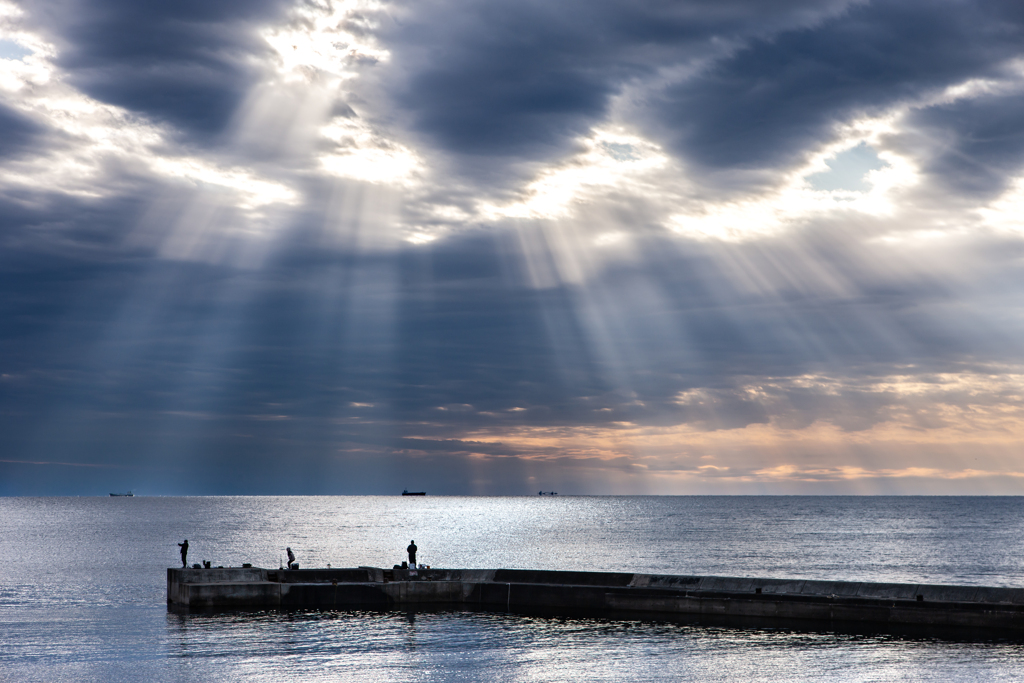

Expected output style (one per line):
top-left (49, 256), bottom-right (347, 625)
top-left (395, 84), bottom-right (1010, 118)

top-left (3, 496), bottom-right (1024, 681)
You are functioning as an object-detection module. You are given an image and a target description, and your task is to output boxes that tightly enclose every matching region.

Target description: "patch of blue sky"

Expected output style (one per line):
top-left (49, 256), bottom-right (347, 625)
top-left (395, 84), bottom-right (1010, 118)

top-left (601, 142), bottom-right (640, 161)
top-left (0, 39), bottom-right (31, 61)
top-left (808, 141), bottom-right (888, 192)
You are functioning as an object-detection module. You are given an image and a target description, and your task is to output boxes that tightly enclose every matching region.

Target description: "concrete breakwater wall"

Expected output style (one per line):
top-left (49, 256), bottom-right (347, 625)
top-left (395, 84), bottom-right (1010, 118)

top-left (167, 567), bottom-right (1024, 634)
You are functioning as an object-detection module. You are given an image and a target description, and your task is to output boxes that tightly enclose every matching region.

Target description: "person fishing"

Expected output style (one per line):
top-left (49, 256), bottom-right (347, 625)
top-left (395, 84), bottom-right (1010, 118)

top-left (407, 540), bottom-right (417, 567)
top-left (286, 547), bottom-right (296, 570)
top-left (178, 539), bottom-right (189, 568)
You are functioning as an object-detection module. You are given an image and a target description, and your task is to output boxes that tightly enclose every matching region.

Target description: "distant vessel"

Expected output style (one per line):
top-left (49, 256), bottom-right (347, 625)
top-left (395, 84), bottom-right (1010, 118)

top-left (538, 491), bottom-right (557, 496)
top-left (109, 492), bottom-right (134, 497)
top-left (402, 490), bottom-right (426, 496)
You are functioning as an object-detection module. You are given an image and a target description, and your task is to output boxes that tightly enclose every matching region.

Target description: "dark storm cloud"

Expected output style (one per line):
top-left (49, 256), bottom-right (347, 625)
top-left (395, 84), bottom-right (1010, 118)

top-left (0, 104), bottom-right (45, 159)
top-left (0, 189), bottom-right (149, 259)
top-left (387, 0), bottom-right (1024, 195)
top-left (25, 0), bottom-right (290, 139)
top-left (900, 92), bottom-right (1024, 199)
top-left (654, 0), bottom-right (1024, 174)
top-left (386, 0), bottom-right (852, 167)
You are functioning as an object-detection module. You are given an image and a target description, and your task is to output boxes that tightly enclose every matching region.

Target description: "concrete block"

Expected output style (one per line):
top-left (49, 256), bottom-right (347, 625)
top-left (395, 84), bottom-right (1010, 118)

top-left (756, 579), bottom-right (806, 595)
top-left (854, 583), bottom-right (918, 600)
top-left (358, 567), bottom-right (384, 582)
top-left (170, 567), bottom-right (268, 584)
top-left (185, 581), bottom-right (281, 609)
top-left (636, 574), bottom-right (701, 589)
top-left (382, 580), bottom-right (465, 604)
top-left (698, 576), bottom-right (755, 593)
top-left (799, 580), bottom-right (862, 597)
top-left (277, 568), bottom-right (374, 584)
top-left (492, 569), bottom-right (634, 587)
top-left (281, 583), bottom-right (388, 608)
top-left (973, 586), bottom-right (1024, 604)
top-left (916, 584), bottom-right (981, 603)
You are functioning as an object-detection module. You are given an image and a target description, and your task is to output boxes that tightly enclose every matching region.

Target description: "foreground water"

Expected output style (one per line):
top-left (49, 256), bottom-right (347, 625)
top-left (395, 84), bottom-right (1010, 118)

top-left (3, 496), bottom-right (1024, 681)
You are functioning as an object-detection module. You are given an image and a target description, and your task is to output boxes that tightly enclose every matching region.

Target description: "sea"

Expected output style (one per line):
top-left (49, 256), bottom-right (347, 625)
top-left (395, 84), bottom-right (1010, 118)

top-left (3, 495), bottom-right (1024, 682)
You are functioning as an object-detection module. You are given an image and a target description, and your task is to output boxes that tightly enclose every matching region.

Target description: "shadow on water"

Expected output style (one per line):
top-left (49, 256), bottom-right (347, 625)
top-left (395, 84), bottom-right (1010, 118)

top-left (166, 603), bottom-right (1024, 645)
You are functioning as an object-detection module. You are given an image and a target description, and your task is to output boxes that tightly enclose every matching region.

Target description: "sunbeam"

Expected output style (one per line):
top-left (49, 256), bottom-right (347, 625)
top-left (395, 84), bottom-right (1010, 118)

top-left (5, 0), bottom-right (1024, 494)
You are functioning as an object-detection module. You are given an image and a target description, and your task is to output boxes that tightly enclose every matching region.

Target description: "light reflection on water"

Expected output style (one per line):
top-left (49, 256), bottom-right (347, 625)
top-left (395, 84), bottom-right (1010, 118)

top-left (3, 496), bottom-right (1024, 681)
top-left (157, 609), bottom-right (1024, 682)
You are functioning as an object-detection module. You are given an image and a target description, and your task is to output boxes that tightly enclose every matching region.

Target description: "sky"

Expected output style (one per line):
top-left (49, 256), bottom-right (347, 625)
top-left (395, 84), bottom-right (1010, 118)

top-left (3, 0), bottom-right (1024, 495)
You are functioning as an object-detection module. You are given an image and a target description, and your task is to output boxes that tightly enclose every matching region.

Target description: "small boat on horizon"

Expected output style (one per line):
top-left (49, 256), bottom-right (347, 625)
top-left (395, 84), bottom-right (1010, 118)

top-left (539, 491), bottom-right (557, 496)
top-left (109, 491), bottom-right (134, 497)
top-left (402, 490), bottom-right (426, 496)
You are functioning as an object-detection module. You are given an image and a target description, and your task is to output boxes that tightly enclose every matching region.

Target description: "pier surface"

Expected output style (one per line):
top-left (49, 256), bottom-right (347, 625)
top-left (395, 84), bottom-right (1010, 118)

top-left (168, 567), bottom-right (1024, 635)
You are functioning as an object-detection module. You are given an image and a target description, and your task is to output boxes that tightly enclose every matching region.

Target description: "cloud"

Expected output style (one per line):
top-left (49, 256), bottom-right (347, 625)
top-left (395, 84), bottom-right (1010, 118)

top-left (0, 102), bottom-right (43, 157)
top-left (25, 0), bottom-right (290, 140)
top-left (384, 0), bottom-right (855, 173)
top-left (650, 0), bottom-right (1024, 182)
top-left (3, 0), bottom-right (1024, 494)
top-left (902, 90), bottom-right (1024, 199)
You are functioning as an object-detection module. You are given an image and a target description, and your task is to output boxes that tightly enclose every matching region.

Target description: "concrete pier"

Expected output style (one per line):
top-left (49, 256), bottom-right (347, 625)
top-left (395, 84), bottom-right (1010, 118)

top-left (167, 567), bottom-right (1024, 635)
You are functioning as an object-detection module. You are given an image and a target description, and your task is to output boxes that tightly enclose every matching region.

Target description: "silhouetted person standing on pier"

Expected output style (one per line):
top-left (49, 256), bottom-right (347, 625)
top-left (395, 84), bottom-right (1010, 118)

top-left (178, 539), bottom-right (189, 568)
top-left (407, 540), bottom-right (417, 567)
